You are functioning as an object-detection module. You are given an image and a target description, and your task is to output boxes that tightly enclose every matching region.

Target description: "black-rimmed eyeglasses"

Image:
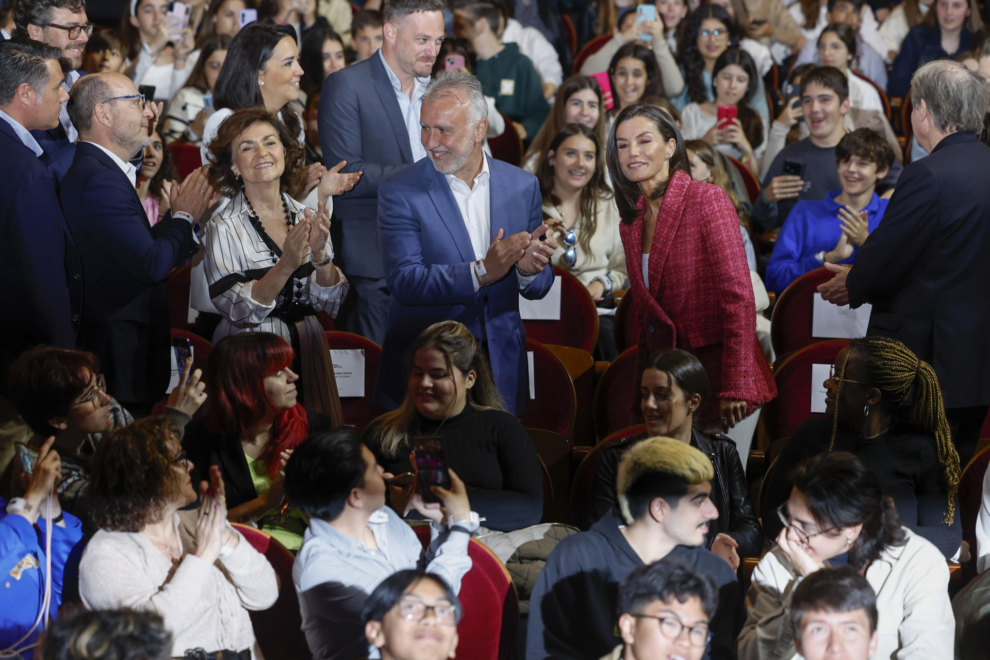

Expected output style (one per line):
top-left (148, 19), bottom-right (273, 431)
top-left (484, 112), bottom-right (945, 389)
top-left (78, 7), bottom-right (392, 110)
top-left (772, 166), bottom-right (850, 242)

top-left (45, 22), bottom-right (94, 39)
top-left (629, 614), bottom-right (713, 648)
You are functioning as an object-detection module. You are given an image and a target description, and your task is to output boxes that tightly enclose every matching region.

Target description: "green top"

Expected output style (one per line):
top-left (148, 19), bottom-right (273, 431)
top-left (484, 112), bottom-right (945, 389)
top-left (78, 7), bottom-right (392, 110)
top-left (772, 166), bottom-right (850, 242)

top-left (474, 42), bottom-right (550, 142)
top-left (245, 451), bottom-right (307, 552)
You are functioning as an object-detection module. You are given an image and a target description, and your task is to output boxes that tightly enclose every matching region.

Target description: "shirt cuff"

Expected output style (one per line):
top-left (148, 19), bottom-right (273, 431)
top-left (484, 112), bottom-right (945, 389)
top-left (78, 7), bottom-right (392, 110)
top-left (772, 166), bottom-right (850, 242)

top-left (471, 263), bottom-right (481, 292)
top-left (516, 270), bottom-right (538, 289)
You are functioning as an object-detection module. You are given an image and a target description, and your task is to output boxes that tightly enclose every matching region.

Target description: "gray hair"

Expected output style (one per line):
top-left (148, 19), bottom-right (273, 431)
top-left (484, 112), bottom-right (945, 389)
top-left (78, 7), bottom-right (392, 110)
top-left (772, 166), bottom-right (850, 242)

top-left (67, 73), bottom-right (112, 135)
top-left (383, 0), bottom-right (445, 24)
top-left (423, 71), bottom-right (489, 125)
top-left (0, 38), bottom-right (64, 107)
top-left (911, 59), bottom-right (990, 135)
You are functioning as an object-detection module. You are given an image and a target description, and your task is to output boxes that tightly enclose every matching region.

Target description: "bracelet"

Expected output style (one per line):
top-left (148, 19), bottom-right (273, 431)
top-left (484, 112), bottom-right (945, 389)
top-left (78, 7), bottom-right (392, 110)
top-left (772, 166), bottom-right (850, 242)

top-left (515, 264), bottom-right (539, 277)
top-left (313, 252), bottom-right (332, 267)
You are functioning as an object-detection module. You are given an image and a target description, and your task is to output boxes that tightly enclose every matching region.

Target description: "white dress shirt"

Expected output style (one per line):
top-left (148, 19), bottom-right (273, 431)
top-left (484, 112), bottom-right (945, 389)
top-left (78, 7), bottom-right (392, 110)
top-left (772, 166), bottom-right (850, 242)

top-left (0, 108), bottom-right (43, 156)
top-left (81, 140), bottom-right (137, 187)
top-left (379, 49), bottom-right (428, 163)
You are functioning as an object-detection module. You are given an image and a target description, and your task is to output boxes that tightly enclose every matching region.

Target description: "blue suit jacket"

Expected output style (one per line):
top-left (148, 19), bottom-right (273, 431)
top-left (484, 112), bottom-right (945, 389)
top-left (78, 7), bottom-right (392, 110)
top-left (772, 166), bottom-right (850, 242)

top-left (0, 119), bottom-right (82, 395)
top-left (319, 52), bottom-right (416, 279)
top-left (374, 155), bottom-right (554, 414)
top-left (31, 124), bottom-right (76, 182)
top-left (61, 142), bottom-right (197, 404)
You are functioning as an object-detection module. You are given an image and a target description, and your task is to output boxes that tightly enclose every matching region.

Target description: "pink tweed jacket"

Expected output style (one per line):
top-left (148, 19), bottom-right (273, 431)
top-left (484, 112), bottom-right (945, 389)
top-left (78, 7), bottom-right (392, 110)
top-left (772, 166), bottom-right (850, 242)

top-left (619, 169), bottom-right (776, 422)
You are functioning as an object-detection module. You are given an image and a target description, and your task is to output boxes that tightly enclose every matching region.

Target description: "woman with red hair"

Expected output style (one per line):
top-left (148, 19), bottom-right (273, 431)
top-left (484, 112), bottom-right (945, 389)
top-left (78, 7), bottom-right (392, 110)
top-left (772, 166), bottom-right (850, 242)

top-left (182, 332), bottom-right (329, 551)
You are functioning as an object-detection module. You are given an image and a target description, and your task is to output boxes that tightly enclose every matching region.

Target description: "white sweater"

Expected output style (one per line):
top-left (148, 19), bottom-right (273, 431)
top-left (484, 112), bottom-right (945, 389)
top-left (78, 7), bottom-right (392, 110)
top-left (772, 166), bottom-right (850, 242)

top-left (502, 18), bottom-right (564, 88)
top-left (79, 513), bottom-right (279, 659)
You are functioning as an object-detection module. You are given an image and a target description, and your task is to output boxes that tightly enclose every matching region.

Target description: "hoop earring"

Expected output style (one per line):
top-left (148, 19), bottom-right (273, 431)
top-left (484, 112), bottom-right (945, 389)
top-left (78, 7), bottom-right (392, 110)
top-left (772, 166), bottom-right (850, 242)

top-left (863, 405), bottom-right (869, 417)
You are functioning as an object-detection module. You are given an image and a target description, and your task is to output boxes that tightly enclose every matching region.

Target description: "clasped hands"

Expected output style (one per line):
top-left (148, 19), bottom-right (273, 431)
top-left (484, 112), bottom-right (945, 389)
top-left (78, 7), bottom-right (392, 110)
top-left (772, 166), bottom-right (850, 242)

top-left (478, 223), bottom-right (558, 286)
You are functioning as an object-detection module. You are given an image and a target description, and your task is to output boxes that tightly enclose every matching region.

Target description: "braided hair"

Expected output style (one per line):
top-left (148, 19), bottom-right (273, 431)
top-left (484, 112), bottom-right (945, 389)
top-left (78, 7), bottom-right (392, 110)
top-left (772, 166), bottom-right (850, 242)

top-left (828, 336), bottom-right (960, 525)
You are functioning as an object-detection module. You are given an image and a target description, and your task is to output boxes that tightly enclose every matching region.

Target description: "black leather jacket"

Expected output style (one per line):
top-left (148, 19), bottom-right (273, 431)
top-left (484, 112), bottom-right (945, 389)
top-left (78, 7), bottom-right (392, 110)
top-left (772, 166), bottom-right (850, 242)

top-left (589, 429), bottom-right (764, 558)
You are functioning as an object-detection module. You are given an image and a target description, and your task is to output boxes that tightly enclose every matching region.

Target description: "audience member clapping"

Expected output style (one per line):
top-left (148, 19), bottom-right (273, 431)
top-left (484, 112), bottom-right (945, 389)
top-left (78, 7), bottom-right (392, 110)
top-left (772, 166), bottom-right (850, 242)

top-left (80, 417), bottom-right (278, 660)
top-left (161, 34), bottom-right (230, 146)
top-left (40, 609), bottom-right (172, 660)
top-left (362, 571), bottom-right (462, 660)
top-left (737, 452), bottom-right (954, 660)
top-left (120, 0), bottom-right (199, 103)
top-left (286, 428), bottom-right (475, 660)
top-left (183, 332), bottom-right (329, 551)
top-left (1, 437), bottom-right (82, 660)
top-left (527, 437), bottom-right (742, 660)
top-left (790, 566), bottom-right (879, 660)
top-left (364, 321), bottom-right (544, 532)
top-left (523, 74), bottom-right (604, 172)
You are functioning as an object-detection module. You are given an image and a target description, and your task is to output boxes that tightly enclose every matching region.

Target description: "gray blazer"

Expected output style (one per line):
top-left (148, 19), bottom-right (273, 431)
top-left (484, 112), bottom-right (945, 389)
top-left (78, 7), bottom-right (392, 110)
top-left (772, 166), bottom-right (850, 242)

top-left (319, 52), bottom-right (417, 279)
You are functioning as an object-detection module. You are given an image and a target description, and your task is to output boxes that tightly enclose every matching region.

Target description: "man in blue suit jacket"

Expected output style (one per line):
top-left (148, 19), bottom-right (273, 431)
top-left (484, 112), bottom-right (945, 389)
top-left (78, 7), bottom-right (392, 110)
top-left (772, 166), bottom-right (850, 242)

top-left (319, 0), bottom-right (446, 346)
top-left (61, 72), bottom-right (215, 412)
top-left (375, 73), bottom-right (556, 414)
top-left (0, 39), bottom-right (82, 396)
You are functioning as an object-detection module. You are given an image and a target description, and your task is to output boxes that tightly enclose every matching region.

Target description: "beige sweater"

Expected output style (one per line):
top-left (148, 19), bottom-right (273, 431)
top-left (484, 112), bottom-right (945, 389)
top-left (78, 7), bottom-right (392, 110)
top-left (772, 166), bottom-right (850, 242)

top-left (579, 33), bottom-right (685, 99)
top-left (543, 196), bottom-right (627, 292)
top-left (79, 512), bottom-right (279, 659)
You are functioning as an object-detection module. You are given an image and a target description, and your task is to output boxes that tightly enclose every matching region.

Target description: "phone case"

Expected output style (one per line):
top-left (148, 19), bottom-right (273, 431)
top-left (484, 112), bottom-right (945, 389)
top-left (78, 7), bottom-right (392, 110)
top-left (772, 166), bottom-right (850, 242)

top-left (635, 5), bottom-right (656, 40)
top-left (590, 71), bottom-right (614, 110)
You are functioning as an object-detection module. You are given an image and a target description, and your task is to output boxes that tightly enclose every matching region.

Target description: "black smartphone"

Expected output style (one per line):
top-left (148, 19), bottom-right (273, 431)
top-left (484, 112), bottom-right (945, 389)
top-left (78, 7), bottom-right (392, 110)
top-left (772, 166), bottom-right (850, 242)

top-left (782, 159), bottom-right (806, 179)
top-left (138, 85), bottom-right (156, 102)
top-left (412, 437), bottom-right (450, 504)
top-left (172, 337), bottom-right (192, 382)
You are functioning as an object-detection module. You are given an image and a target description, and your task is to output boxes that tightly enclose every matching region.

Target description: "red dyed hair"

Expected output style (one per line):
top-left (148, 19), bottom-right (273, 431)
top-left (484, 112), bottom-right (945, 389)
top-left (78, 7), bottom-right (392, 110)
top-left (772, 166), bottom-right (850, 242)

top-left (207, 333), bottom-right (309, 479)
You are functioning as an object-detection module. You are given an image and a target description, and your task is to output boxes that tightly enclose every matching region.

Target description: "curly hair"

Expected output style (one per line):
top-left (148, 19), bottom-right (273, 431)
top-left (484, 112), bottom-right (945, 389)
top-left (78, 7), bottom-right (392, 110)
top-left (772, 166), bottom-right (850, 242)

top-left (205, 107), bottom-right (307, 199)
top-left (679, 5), bottom-right (738, 105)
top-left (88, 417), bottom-right (185, 532)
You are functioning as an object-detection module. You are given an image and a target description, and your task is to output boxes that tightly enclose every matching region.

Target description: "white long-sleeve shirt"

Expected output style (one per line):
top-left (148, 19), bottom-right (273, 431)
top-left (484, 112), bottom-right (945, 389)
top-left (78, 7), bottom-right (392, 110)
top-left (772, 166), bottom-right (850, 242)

top-left (977, 461), bottom-right (990, 574)
top-left (502, 17), bottom-right (564, 88)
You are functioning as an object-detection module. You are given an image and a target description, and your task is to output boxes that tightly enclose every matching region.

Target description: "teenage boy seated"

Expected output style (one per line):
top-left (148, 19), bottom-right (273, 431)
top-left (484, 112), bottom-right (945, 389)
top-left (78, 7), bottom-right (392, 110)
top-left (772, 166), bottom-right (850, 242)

top-left (791, 566), bottom-right (880, 660)
top-left (453, 0), bottom-right (549, 142)
top-left (286, 428), bottom-right (477, 660)
top-left (351, 10), bottom-right (384, 62)
top-left (765, 127), bottom-right (893, 293)
top-left (526, 437), bottom-right (742, 660)
top-left (601, 560), bottom-right (719, 660)
top-left (753, 66), bottom-right (902, 232)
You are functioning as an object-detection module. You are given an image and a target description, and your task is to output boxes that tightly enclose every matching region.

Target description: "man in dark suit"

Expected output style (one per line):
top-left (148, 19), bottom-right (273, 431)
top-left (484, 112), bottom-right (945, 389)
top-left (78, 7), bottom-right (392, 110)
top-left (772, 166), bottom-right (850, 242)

top-left (0, 39), bottom-right (82, 396)
top-left (61, 72), bottom-right (216, 414)
top-left (13, 0), bottom-right (92, 180)
top-left (319, 0), bottom-right (446, 346)
top-left (375, 73), bottom-right (555, 414)
top-left (820, 60), bottom-right (990, 464)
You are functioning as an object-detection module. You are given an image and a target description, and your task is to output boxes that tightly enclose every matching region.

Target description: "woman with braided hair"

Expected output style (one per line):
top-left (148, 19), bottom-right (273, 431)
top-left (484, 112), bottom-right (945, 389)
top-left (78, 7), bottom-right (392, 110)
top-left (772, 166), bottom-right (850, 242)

top-left (760, 336), bottom-right (963, 559)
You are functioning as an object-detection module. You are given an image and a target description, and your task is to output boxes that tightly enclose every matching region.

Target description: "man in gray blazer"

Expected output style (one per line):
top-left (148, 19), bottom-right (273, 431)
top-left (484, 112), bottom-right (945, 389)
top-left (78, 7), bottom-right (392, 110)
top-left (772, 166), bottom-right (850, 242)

top-left (319, 0), bottom-right (445, 345)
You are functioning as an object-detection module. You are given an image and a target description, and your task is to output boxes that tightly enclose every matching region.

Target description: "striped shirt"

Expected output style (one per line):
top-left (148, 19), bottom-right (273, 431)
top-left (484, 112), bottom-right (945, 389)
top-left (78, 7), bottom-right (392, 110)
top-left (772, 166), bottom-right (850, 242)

top-left (60, 70), bottom-right (82, 143)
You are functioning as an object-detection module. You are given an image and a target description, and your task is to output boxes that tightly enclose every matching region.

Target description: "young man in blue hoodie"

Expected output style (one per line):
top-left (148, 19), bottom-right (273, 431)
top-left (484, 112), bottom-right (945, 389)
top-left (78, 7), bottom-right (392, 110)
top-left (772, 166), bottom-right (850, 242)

top-left (765, 127), bottom-right (894, 294)
top-left (526, 437), bottom-right (742, 660)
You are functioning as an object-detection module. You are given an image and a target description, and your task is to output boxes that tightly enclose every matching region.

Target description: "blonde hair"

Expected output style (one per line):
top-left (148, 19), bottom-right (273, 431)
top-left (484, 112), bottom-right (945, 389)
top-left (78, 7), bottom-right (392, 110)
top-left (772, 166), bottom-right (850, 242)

top-left (369, 321), bottom-right (504, 458)
top-left (616, 436), bottom-right (714, 524)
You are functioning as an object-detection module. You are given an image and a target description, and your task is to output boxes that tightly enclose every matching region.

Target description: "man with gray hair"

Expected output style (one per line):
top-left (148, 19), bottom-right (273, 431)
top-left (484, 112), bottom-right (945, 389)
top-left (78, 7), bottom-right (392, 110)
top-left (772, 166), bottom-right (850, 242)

top-left (0, 38), bottom-right (81, 396)
top-left (374, 71), bottom-right (556, 414)
top-left (60, 72), bottom-right (217, 414)
top-left (820, 59), bottom-right (990, 464)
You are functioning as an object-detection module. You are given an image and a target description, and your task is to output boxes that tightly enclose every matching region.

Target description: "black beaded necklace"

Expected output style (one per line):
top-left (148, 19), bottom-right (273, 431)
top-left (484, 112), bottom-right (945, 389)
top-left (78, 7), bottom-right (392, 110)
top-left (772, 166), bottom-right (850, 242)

top-left (243, 189), bottom-right (294, 262)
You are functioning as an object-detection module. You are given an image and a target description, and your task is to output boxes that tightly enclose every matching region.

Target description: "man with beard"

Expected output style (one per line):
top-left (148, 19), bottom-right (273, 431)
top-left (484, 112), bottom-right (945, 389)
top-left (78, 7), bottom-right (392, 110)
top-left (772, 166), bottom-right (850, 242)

top-left (374, 72), bottom-right (556, 414)
top-left (61, 72), bottom-right (216, 414)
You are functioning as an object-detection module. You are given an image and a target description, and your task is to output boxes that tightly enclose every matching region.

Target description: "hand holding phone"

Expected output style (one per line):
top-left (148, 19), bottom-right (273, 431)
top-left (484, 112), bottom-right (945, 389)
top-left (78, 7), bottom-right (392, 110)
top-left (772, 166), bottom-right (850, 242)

top-left (445, 54), bottom-right (466, 72)
top-left (635, 4), bottom-right (657, 41)
top-left (716, 105), bottom-right (737, 128)
top-left (238, 8), bottom-right (257, 26)
top-left (167, 1), bottom-right (192, 34)
top-left (412, 437), bottom-right (451, 504)
top-left (589, 71), bottom-right (614, 110)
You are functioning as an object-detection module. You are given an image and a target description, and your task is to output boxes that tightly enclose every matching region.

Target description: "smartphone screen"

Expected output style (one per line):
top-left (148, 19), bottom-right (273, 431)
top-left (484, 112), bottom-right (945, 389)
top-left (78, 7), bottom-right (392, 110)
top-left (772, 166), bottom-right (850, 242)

top-left (172, 337), bottom-right (192, 381)
top-left (167, 1), bottom-right (191, 33)
top-left (412, 437), bottom-right (450, 504)
top-left (238, 8), bottom-right (258, 27)
top-left (445, 55), bottom-right (466, 72)
top-left (589, 71), bottom-right (614, 110)
top-left (635, 4), bottom-right (656, 41)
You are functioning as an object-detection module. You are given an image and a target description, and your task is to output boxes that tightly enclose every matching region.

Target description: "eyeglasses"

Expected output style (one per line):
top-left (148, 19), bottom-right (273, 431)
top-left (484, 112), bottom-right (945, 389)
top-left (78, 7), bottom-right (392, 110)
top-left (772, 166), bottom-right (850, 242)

top-left (71, 374), bottom-right (107, 409)
top-left (395, 599), bottom-right (458, 625)
top-left (629, 614), bottom-right (713, 648)
top-left (828, 364), bottom-right (867, 386)
top-left (699, 28), bottom-right (727, 39)
top-left (561, 228), bottom-right (577, 267)
top-left (777, 504), bottom-right (835, 545)
top-left (101, 93), bottom-right (146, 106)
top-left (172, 451), bottom-right (191, 469)
top-left (45, 22), bottom-right (95, 39)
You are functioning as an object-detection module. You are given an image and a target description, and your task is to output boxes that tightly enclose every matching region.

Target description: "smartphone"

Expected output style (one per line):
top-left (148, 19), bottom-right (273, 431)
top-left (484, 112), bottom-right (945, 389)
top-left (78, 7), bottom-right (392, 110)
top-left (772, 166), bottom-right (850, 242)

top-left (445, 54), bottom-right (466, 72)
top-left (635, 4), bottom-right (656, 41)
top-left (412, 437), bottom-right (450, 504)
top-left (590, 70), bottom-right (614, 110)
top-left (138, 85), bottom-right (156, 102)
top-left (238, 8), bottom-right (258, 26)
top-left (717, 104), bottom-right (737, 127)
top-left (167, 0), bottom-right (191, 33)
top-left (172, 337), bottom-right (192, 382)
top-left (202, 91), bottom-right (214, 109)
top-left (782, 159), bottom-right (806, 179)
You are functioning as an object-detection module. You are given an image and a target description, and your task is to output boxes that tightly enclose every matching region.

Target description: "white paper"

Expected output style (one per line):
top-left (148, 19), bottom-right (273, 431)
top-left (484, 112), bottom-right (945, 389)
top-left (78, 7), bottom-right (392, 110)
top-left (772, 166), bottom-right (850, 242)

top-left (330, 349), bottom-right (366, 398)
top-left (810, 363), bottom-right (832, 413)
top-left (519, 275), bottom-right (561, 320)
top-left (812, 294), bottom-right (872, 339)
top-left (166, 346), bottom-right (195, 394)
top-left (528, 351), bottom-right (535, 400)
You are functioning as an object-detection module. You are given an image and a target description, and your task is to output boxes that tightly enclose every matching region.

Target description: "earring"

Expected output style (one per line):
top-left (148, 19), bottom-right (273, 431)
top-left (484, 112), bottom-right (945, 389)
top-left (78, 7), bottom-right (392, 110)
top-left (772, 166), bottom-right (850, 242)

top-left (259, 81), bottom-right (265, 86)
top-left (863, 405), bottom-right (870, 417)
top-left (846, 538), bottom-right (852, 546)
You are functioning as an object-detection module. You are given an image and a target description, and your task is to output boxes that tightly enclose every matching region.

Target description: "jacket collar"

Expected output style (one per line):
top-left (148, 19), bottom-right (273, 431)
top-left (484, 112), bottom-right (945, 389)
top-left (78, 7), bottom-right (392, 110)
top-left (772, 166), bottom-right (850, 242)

top-left (424, 153), bottom-right (502, 262)
top-left (371, 51), bottom-right (415, 164)
top-left (306, 508), bottom-right (391, 556)
top-left (930, 129), bottom-right (978, 156)
top-left (590, 509), bottom-right (646, 568)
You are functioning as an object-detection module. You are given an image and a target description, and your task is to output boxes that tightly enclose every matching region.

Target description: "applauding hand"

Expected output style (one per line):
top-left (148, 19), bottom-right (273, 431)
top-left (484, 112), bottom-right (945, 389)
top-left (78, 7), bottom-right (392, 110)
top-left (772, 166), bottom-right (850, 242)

top-left (516, 224), bottom-right (557, 274)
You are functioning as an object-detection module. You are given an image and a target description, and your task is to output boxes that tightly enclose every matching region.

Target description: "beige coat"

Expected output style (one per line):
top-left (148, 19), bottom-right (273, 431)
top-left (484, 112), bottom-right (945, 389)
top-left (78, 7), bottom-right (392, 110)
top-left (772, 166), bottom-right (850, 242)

top-left (737, 528), bottom-right (954, 660)
top-left (543, 196), bottom-right (627, 292)
top-left (80, 512), bottom-right (279, 659)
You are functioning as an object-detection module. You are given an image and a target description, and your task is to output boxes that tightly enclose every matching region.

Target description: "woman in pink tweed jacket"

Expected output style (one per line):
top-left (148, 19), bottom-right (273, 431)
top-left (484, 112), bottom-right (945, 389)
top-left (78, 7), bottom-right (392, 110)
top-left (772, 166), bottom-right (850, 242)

top-left (607, 104), bottom-right (776, 428)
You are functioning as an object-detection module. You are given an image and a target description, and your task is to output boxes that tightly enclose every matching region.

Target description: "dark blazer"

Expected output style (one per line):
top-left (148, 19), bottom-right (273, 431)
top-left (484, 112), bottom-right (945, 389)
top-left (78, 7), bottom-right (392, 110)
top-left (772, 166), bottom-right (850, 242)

top-left (847, 131), bottom-right (990, 408)
top-left (31, 124), bottom-right (76, 182)
top-left (0, 119), bottom-right (82, 393)
top-left (319, 52), bottom-right (417, 279)
top-left (61, 142), bottom-right (197, 404)
top-left (373, 155), bottom-right (554, 415)
top-left (590, 429), bottom-right (764, 558)
top-left (182, 411), bottom-right (330, 509)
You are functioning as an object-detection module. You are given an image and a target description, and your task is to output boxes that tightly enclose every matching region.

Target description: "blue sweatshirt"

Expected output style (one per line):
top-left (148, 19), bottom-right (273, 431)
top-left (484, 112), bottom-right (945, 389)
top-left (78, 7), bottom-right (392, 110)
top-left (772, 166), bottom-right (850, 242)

top-left (0, 499), bottom-right (83, 659)
top-left (765, 189), bottom-right (887, 294)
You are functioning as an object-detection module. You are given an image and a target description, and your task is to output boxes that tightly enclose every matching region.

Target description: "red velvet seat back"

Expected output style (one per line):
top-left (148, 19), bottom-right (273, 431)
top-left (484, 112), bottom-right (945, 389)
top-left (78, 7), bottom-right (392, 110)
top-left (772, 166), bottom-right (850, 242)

top-left (762, 340), bottom-right (848, 444)
top-left (168, 143), bottom-right (202, 180)
top-left (520, 338), bottom-right (577, 440)
top-left (613, 291), bottom-right (640, 354)
top-left (572, 34), bottom-right (612, 74)
top-left (324, 331), bottom-right (385, 431)
top-left (592, 347), bottom-right (639, 440)
top-left (523, 267), bottom-right (600, 354)
top-left (769, 267), bottom-right (837, 361)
